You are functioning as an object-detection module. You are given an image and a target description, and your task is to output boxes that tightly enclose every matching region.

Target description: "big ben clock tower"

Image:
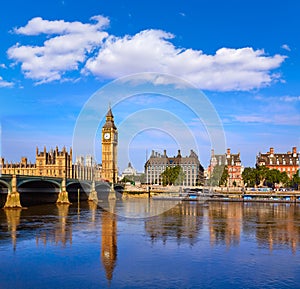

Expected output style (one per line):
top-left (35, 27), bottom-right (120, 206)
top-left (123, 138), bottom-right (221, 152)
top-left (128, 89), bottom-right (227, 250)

top-left (102, 107), bottom-right (118, 183)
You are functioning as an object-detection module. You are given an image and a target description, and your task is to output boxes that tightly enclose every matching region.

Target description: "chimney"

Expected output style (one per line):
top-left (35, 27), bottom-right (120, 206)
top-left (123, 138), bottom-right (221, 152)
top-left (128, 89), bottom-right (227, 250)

top-left (292, 147), bottom-right (297, 154)
top-left (227, 148), bottom-right (231, 155)
top-left (211, 149), bottom-right (215, 157)
top-left (177, 150), bottom-right (181, 157)
top-left (270, 147), bottom-right (274, 155)
top-left (164, 149), bottom-right (167, 157)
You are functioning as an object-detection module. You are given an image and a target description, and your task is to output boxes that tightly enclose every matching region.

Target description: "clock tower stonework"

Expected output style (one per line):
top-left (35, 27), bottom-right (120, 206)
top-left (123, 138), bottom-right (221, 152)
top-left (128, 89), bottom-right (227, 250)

top-left (102, 107), bottom-right (118, 183)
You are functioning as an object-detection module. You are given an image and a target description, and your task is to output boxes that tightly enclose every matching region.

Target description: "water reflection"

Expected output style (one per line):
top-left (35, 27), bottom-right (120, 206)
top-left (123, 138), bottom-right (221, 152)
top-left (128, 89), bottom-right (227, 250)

top-left (145, 202), bottom-right (203, 245)
top-left (4, 208), bottom-right (21, 251)
top-left (0, 201), bottom-right (300, 287)
top-left (35, 204), bottom-right (72, 247)
top-left (208, 202), bottom-right (242, 247)
top-left (101, 200), bottom-right (117, 283)
top-left (243, 203), bottom-right (300, 253)
top-left (144, 201), bottom-right (300, 253)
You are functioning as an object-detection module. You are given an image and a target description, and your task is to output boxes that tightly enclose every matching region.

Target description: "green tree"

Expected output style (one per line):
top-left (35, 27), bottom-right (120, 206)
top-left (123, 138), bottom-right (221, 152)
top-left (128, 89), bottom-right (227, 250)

top-left (279, 171), bottom-right (290, 187)
top-left (120, 176), bottom-right (135, 185)
top-left (242, 167), bottom-right (257, 187)
top-left (256, 165), bottom-right (269, 186)
top-left (161, 166), bottom-right (185, 186)
top-left (291, 170), bottom-right (300, 190)
top-left (220, 166), bottom-right (228, 186)
top-left (265, 169), bottom-right (281, 188)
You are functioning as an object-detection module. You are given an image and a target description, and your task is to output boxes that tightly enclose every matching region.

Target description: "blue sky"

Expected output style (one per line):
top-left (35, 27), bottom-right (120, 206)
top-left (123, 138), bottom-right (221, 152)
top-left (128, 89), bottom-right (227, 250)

top-left (0, 0), bottom-right (299, 172)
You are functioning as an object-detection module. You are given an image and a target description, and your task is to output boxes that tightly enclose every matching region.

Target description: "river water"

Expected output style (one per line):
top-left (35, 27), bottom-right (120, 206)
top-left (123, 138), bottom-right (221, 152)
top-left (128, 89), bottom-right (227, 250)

top-left (0, 200), bottom-right (300, 289)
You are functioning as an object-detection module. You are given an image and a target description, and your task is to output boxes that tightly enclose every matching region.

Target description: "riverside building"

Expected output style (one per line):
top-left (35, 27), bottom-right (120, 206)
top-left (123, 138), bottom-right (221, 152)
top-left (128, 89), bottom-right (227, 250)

top-left (1, 146), bottom-right (101, 181)
top-left (145, 149), bottom-right (204, 186)
top-left (256, 147), bottom-right (299, 179)
top-left (208, 148), bottom-right (243, 187)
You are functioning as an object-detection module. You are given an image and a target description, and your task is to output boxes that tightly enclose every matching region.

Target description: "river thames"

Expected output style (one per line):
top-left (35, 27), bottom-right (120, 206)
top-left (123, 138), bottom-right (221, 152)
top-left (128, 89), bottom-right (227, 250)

top-left (0, 200), bottom-right (300, 289)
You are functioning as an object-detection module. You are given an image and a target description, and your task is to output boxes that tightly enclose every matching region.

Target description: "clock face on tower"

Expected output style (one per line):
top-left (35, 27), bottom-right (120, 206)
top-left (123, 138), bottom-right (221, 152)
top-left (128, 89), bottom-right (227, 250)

top-left (104, 132), bottom-right (110, 140)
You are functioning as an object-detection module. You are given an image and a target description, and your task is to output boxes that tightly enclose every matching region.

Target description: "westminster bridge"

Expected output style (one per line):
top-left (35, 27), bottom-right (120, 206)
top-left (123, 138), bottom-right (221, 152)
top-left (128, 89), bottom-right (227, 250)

top-left (0, 174), bottom-right (123, 208)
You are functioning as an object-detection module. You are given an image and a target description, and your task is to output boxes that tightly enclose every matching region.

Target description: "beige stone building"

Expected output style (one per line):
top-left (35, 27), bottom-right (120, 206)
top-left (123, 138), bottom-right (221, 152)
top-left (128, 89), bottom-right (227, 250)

top-left (145, 149), bottom-right (204, 186)
top-left (1, 146), bottom-right (72, 178)
top-left (1, 146), bottom-right (101, 180)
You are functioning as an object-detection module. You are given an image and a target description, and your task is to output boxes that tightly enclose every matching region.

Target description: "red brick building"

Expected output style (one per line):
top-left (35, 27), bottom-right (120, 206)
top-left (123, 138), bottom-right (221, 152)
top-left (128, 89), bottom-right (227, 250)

top-left (256, 147), bottom-right (299, 179)
top-left (208, 148), bottom-right (243, 187)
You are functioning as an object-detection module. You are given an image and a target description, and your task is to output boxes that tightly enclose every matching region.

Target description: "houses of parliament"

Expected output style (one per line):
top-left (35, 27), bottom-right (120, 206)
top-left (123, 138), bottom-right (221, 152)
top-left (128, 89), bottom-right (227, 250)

top-left (0, 108), bottom-right (118, 183)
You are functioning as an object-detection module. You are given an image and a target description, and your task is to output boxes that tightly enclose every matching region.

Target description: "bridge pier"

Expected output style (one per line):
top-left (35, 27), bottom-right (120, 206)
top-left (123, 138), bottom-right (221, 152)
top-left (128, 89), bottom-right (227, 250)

top-left (108, 183), bottom-right (116, 200)
top-left (4, 175), bottom-right (22, 208)
top-left (56, 177), bottom-right (71, 204)
top-left (88, 180), bottom-right (98, 203)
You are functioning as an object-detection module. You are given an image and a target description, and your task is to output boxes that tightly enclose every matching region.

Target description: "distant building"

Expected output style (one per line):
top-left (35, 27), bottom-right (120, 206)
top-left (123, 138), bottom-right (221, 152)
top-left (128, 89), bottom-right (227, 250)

top-left (256, 147), bottom-right (299, 179)
top-left (208, 148), bottom-right (243, 187)
top-left (72, 155), bottom-right (102, 181)
top-left (35, 146), bottom-right (73, 178)
top-left (145, 149), bottom-right (204, 186)
top-left (1, 146), bottom-right (101, 181)
top-left (1, 146), bottom-right (72, 178)
top-left (121, 162), bottom-right (138, 179)
top-left (0, 156), bottom-right (36, 176)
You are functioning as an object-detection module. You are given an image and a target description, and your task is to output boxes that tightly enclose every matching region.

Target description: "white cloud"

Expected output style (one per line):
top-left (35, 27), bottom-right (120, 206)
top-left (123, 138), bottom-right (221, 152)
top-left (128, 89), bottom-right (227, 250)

top-left (235, 114), bottom-right (300, 126)
top-left (281, 44), bottom-right (291, 51)
top-left (8, 16), bottom-right (109, 84)
top-left (84, 29), bottom-right (286, 91)
top-left (13, 15), bottom-right (109, 35)
top-left (0, 64), bottom-right (7, 69)
top-left (8, 16), bottom-right (286, 91)
top-left (0, 76), bottom-right (13, 87)
top-left (280, 95), bottom-right (300, 102)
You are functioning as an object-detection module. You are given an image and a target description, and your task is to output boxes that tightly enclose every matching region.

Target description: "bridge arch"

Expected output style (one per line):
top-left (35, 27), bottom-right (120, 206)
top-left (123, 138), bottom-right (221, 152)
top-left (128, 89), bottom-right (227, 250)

top-left (18, 178), bottom-right (61, 188)
top-left (95, 182), bottom-right (111, 193)
top-left (0, 179), bottom-right (10, 208)
top-left (18, 179), bottom-right (61, 206)
top-left (66, 181), bottom-right (91, 202)
top-left (0, 179), bottom-right (10, 189)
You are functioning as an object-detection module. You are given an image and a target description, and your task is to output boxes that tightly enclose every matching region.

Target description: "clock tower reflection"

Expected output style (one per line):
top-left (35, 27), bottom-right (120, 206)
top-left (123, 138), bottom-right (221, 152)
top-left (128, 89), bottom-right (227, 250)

top-left (101, 200), bottom-right (117, 283)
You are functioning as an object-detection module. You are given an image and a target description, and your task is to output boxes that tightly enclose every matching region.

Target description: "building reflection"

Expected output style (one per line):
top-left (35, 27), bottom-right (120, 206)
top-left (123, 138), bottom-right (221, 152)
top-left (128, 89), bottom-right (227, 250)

top-left (208, 202), bottom-right (242, 247)
top-left (35, 204), bottom-right (72, 247)
top-left (144, 201), bottom-right (300, 253)
top-left (243, 203), bottom-right (300, 254)
top-left (101, 200), bottom-right (117, 283)
top-left (1, 201), bottom-right (299, 259)
top-left (145, 202), bottom-right (203, 245)
top-left (4, 208), bottom-right (22, 251)
top-left (208, 202), bottom-right (300, 253)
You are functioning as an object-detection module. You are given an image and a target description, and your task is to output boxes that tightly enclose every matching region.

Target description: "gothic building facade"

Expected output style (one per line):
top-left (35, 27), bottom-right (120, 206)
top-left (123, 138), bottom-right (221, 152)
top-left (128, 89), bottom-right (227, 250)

top-left (1, 146), bottom-right (101, 181)
top-left (1, 146), bottom-right (72, 178)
